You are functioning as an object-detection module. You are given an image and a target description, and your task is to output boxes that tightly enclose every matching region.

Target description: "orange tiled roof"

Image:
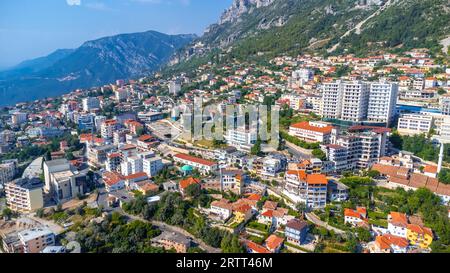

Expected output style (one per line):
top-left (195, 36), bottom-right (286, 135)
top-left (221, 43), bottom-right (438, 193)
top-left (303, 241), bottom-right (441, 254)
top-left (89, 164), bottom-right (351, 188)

top-left (290, 121), bottom-right (333, 134)
top-left (306, 173), bottom-right (328, 185)
top-left (174, 153), bottom-right (217, 167)
top-left (265, 235), bottom-right (284, 251)
top-left (179, 177), bottom-right (200, 190)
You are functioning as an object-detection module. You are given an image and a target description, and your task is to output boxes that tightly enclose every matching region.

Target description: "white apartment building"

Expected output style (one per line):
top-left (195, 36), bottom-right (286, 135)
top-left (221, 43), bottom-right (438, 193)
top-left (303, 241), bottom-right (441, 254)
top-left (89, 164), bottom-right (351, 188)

top-left (440, 96), bottom-right (450, 116)
top-left (220, 168), bottom-right (245, 194)
top-left (168, 80), bottom-right (181, 95)
top-left (18, 227), bottom-right (55, 253)
top-left (367, 82), bottom-right (398, 125)
top-left (283, 171), bottom-right (328, 209)
top-left (341, 81), bottom-right (370, 122)
top-left (322, 80), bottom-right (398, 125)
top-left (101, 119), bottom-right (117, 139)
top-left (289, 121), bottom-right (334, 144)
top-left (225, 127), bottom-right (257, 152)
top-left (143, 156), bottom-right (164, 178)
top-left (121, 156), bottom-right (143, 176)
top-left (5, 178), bottom-right (44, 213)
top-left (82, 97), bottom-right (100, 112)
top-left (321, 81), bottom-right (343, 119)
top-left (397, 113), bottom-right (433, 135)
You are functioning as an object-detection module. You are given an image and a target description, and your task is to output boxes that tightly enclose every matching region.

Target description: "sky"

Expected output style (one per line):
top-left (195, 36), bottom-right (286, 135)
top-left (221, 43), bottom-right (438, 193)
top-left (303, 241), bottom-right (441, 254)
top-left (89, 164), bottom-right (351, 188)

top-left (0, 0), bottom-right (232, 69)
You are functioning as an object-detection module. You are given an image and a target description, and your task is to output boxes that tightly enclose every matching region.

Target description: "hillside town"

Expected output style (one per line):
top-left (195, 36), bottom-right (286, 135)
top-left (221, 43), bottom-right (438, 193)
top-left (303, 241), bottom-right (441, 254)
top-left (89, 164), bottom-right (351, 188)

top-left (1, 49), bottom-right (450, 254)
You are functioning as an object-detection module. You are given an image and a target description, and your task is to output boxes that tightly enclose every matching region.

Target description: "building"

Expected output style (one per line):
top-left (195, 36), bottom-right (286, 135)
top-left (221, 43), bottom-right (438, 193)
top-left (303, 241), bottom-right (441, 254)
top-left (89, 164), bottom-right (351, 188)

top-left (265, 234), bottom-right (284, 253)
top-left (173, 153), bottom-right (218, 174)
top-left (321, 80), bottom-right (398, 125)
top-left (327, 179), bottom-right (349, 202)
top-left (82, 97), bottom-right (100, 112)
top-left (388, 212), bottom-right (409, 238)
top-left (225, 127), bottom-right (257, 151)
top-left (151, 231), bottom-right (191, 253)
top-left (143, 156), bottom-right (164, 178)
top-left (283, 170), bottom-right (328, 209)
top-left (11, 112), bottom-right (27, 125)
top-left (373, 234), bottom-right (409, 253)
top-left (210, 199), bottom-right (233, 221)
top-left (43, 159), bottom-right (71, 193)
top-left (18, 227), bottom-right (55, 253)
top-left (49, 170), bottom-right (87, 203)
top-left (101, 119), bottom-right (117, 140)
top-left (220, 168), bottom-right (246, 194)
top-left (5, 178), bottom-right (44, 213)
top-left (367, 81), bottom-right (398, 125)
top-left (179, 177), bottom-right (200, 196)
top-left (87, 144), bottom-right (115, 168)
top-left (168, 80), bottom-right (182, 95)
top-left (406, 224), bottom-right (433, 249)
top-left (397, 113), bottom-right (433, 135)
top-left (103, 171), bottom-right (125, 192)
top-left (285, 219), bottom-right (309, 246)
top-left (289, 121), bottom-right (334, 144)
top-left (0, 160), bottom-right (17, 186)
top-left (115, 88), bottom-right (128, 102)
top-left (344, 207), bottom-right (367, 227)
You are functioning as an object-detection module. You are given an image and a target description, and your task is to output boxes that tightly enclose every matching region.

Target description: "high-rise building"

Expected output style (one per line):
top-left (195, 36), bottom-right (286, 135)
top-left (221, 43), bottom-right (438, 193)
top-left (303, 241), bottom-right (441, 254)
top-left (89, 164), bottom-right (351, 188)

top-left (321, 80), bottom-right (398, 125)
top-left (367, 81), bottom-right (398, 125)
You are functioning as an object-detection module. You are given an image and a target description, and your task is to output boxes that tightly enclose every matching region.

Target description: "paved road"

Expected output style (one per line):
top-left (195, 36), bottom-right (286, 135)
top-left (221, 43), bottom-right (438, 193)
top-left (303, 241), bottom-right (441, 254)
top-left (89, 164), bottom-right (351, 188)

top-left (120, 210), bottom-right (222, 253)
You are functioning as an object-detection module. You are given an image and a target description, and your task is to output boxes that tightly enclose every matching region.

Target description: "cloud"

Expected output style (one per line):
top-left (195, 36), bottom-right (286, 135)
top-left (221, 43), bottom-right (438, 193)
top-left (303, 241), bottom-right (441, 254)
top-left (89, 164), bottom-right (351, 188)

top-left (179, 0), bottom-right (190, 6)
top-left (85, 2), bottom-right (111, 11)
top-left (66, 0), bottom-right (81, 6)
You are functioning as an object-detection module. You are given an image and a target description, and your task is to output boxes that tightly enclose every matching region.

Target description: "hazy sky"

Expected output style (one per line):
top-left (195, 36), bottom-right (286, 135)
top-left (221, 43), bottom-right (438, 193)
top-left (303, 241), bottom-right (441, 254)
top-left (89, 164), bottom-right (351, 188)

top-left (0, 0), bottom-right (232, 68)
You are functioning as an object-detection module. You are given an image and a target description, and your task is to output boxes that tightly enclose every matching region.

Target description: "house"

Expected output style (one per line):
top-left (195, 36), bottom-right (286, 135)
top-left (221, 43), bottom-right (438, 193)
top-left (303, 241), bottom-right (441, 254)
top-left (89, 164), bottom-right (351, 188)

top-left (388, 212), bottom-right (409, 238)
top-left (344, 207), bottom-right (368, 227)
top-left (220, 168), bottom-right (246, 195)
top-left (210, 199), bottom-right (233, 221)
top-left (233, 204), bottom-right (253, 223)
top-left (407, 224), bottom-right (433, 249)
top-left (373, 234), bottom-right (409, 253)
top-left (265, 234), bottom-right (284, 253)
top-left (103, 171), bottom-right (125, 192)
top-left (245, 241), bottom-right (271, 254)
top-left (132, 181), bottom-right (159, 195)
top-left (151, 231), bottom-right (192, 253)
top-left (327, 180), bottom-right (349, 202)
top-left (179, 177), bottom-right (200, 196)
top-left (285, 219), bottom-right (309, 246)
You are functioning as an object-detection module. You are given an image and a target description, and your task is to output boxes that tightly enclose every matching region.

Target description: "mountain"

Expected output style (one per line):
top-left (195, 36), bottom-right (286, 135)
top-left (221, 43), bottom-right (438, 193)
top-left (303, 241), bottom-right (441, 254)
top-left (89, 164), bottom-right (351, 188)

top-left (0, 49), bottom-right (75, 80)
top-left (0, 31), bottom-right (196, 106)
top-left (170, 0), bottom-right (449, 69)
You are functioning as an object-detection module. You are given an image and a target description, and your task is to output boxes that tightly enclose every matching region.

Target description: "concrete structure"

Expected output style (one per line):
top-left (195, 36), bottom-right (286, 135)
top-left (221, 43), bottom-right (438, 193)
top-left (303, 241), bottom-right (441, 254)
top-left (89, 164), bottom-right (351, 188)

top-left (397, 113), bottom-right (433, 135)
top-left (18, 227), bottom-right (55, 253)
top-left (5, 178), bottom-right (44, 212)
top-left (289, 121), bottom-right (333, 144)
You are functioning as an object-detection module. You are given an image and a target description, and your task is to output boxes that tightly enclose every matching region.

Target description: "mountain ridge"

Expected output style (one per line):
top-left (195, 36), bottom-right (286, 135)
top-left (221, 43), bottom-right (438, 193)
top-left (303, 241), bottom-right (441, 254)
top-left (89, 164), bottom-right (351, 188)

top-left (0, 30), bottom-right (196, 106)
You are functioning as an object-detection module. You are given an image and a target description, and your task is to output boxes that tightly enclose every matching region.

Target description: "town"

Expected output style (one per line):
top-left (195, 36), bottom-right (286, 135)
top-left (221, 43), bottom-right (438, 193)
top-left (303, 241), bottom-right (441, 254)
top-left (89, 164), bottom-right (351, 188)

top-left (1, 49), bottom-right (450, 254)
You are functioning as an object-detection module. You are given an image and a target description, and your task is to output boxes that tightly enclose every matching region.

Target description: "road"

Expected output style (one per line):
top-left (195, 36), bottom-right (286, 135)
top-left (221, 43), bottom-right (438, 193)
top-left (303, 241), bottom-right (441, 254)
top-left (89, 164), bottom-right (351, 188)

top-left (305, 212), bottom-right (346, 236)
top-left (119, 210), bottom-right (222, 253)
top-left (285, 141), bottom-right (312, 160)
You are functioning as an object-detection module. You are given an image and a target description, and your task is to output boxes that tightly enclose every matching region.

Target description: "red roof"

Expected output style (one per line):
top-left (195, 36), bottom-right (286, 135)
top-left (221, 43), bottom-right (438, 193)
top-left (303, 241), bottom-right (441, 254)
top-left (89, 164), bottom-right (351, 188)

top-left (265, 235), bottom-right (284, 251)
top-left (174, 153), bottom-right (217, 167)
top-left (103, 171), bottom-right (125, 186)
top-left (124, 172), bottom-right (148, 180)
top-left (246, 241), bottom-right (270, 254)
top-left (179, 177), bottom-right (200, 190)
top-left (306, 173), bottom-right (328, 185)
top-left (290, 121), bottom-right (333, 134)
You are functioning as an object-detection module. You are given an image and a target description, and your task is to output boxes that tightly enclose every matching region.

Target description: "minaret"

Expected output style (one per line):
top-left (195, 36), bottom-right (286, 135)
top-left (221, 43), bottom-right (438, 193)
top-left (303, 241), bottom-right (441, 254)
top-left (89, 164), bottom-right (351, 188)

top-left (438, 142), bottom-right (444, 173)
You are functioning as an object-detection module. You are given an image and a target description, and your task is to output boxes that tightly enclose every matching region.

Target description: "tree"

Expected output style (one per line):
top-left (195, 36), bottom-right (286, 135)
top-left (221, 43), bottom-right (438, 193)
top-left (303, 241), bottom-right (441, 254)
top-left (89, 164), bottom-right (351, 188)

top-left (367, 170), bottom-right (380, 178)
top-left (356, 227), bottom-right (372, 242)
top-left (312, 149), bottom-right (326, 161)
top-left (221, 233), bottom-right (245, 253)
top-left (251, 138), bottom-right (262, 155)
top-left (185, 183), bottom-right (201, 198)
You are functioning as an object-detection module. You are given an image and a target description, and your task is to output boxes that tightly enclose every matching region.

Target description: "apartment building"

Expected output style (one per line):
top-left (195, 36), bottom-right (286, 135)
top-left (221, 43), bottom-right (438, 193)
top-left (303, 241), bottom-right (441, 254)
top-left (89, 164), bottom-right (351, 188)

top-left (100, 119), bottom-right (117, 139)
top-left (285, 219), bottom-right (309, 246)
top-left (283, 170), bottom-right (328, 209)
top-left (323, 127), bottom-right (389, 171)
top-left (5, 178), bottom-right (44, 213)
top-left (367, 81), bottom-right (398, 125)
top-left (18, 227), bottom-right (55, 253)
top-left (87, 144), bottom-right (115, 168)
top-left (82, 97), bottom-right (100, 112)
top-left (321, 80), bottom-right (398, 125)
top-left (289, 121), bottom-right (334, 144)
top-left (341, 81), bottom-right (370, 122)
top-left (225, 127), bottom-right (257, 152)
top-left (11, 112), bottom-right (27, 125)
top-left (397, 113), bottom-right (433, 135)
top-left (219, 168), bottom-right (246, 195)
top-left (0, 160), bottom-right (17, 186)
